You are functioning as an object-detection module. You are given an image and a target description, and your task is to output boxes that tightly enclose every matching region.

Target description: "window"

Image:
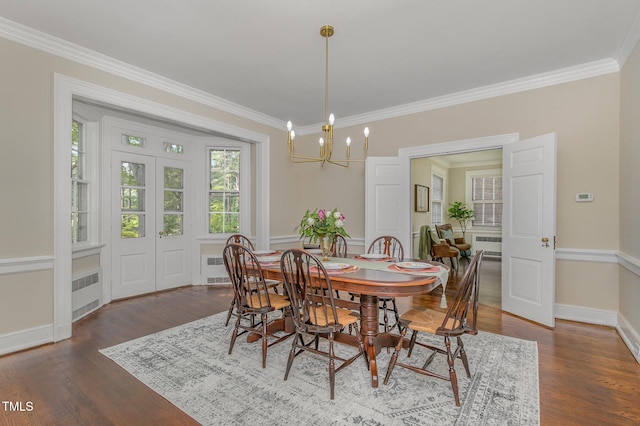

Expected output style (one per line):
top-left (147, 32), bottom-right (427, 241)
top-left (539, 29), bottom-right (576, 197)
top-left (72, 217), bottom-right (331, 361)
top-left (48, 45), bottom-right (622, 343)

top-left (471, 176), bottom-right (502, 227)
top-left (121, 134), bottom-right (145, 148)
top-left (208, 148), bottom-right (240, 234)
top-left (163, 142), bottom-right (184, 154)
top-left (71, 120), bottom-right (89, 243)
top-left (431, 173), bottom-right (444, 225)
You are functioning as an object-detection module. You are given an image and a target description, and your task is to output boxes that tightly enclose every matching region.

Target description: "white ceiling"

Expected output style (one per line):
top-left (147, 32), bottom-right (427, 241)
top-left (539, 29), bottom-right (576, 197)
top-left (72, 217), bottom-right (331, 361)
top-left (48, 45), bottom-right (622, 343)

top-left (1, 0), bottom-right (640, 131)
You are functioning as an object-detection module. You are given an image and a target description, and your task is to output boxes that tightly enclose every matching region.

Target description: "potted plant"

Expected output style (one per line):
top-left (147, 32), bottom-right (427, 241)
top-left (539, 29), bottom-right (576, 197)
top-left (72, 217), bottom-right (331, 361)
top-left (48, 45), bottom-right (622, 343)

top-left (447, 201), bottom-right (474, 241)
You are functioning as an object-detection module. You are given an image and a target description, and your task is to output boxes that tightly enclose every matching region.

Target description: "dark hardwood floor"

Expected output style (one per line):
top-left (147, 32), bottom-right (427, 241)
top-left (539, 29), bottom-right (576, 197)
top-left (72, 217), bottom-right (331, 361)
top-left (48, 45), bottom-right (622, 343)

top-left (1, 264), bottom-right (639, 425)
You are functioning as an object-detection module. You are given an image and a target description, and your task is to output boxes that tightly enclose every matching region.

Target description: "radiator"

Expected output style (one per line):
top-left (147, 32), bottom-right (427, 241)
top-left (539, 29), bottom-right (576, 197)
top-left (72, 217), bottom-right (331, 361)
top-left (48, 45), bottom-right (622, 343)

top-left (201, 255), bottom-right (231, 285)
top-left (72, 268), bottom-right (102, 321)
top-left (470, 232), bottom-right (502, 258)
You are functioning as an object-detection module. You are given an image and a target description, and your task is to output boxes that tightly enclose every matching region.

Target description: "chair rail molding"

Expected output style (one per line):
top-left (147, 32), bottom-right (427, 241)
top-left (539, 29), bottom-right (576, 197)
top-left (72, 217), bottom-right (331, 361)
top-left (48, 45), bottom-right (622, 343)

top-left (0, 256), bottom-right (54, 276)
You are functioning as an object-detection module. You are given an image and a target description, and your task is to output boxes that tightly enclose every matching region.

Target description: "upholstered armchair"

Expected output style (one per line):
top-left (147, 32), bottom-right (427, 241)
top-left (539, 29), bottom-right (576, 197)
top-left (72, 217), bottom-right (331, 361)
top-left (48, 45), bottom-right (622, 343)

top-left (436, 224), bottom-right (472, 259)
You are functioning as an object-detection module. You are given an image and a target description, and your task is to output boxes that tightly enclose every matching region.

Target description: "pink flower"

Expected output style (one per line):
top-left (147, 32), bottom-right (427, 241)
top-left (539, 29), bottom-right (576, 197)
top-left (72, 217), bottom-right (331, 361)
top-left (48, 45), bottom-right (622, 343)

top-left (318, 209), bottom-right (325, 220)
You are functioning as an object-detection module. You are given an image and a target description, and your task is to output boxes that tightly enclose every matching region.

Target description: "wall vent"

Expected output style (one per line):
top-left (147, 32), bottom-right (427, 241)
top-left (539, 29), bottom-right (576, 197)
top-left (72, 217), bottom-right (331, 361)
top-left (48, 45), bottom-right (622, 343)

top-left (471, 233), bottom-right (502, 258)
top-left (73, 299), bottom-right (100, 321)
top-left (72, 268), bottom-right (102, 322)
top-left (476, 236), bottom-right (502, 243)
top-left (202, 255), bottom-right (231, 285)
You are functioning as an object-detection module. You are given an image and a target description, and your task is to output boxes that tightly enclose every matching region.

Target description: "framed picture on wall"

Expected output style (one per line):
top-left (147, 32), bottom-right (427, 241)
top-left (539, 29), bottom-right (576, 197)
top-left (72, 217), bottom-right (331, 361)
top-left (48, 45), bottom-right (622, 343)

top-left (415, 184), bottom-right (429, 212)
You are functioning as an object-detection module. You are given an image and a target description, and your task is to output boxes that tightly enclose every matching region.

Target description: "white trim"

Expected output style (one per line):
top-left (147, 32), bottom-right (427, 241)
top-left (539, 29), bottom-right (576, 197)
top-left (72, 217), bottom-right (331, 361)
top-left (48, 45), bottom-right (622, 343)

top-left (0, 256), bottom-right (54, 276)
top-left (269, 234), bottom-right (366, 249)
top-left (0, 18), bottom-right (622, 135)
top-left (555, 248), bottom-right (619, 263)
top-left (555, 303), bottom-right (618, 327)
top-left (72, 244), bottom-right (106, 259)
top-left (298, 60), bottom-right (619, 134)
top-left (617, 251), bottom-right (640, 277)
top-left (615, 1), bottom-right (640, 67)
top-left (617, 313), bottom-right (640, 365)
top-left (0, 17), bottom-right (281, 130)
top-left (397, 133), bottom-right (519, 257)
top-left (0, 324), bottom-right (53, 356)
top-left (54, 74), bottom-right (271, 344)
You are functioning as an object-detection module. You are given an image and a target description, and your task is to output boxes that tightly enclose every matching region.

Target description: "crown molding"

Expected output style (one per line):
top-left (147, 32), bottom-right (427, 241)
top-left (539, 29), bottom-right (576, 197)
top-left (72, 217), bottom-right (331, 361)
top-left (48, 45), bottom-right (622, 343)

top-left (298, 58), bottom-right (620, 135)
top-left (615, 1), bottom-right (640, 67)
top-left (0, 17), bottom-right (621, 135)
top-left (0, 17), bottom-right (283, 130)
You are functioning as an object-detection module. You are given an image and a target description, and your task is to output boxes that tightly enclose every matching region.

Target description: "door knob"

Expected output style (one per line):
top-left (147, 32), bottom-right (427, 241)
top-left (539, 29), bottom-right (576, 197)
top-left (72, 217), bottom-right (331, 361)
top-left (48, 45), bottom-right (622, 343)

top-left (541, 237), bottom-right (549, 247)
top-left (159, 230), bottom-right (164, 239)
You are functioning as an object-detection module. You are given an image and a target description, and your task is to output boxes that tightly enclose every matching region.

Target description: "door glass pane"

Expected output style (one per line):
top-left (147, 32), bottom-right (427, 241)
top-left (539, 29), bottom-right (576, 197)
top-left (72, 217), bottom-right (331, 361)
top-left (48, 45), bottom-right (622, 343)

top-left (121, 214), bottom-right (146, 238)
top-left (164, 167), bottom-right (183, 189)
top-left (121, 162), bottom-right (145, 186)
top-left (121, 188), bottom-right (145, 211)
top-left (121, 161), bottom-right (146, 238)
top-left (164, 191), bottom-right (182, 211)
top-left (164, 214), bottom-right (183, 236)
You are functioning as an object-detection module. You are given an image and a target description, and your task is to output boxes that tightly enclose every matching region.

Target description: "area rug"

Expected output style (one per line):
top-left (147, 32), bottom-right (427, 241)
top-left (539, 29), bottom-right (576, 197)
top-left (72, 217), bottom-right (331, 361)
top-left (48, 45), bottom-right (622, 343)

top-left (100, 312), bottom-right (539, 425)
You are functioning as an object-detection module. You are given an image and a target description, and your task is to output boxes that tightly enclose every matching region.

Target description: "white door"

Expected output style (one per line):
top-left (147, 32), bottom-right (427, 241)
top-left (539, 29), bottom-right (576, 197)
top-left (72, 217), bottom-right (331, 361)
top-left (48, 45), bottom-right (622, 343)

top-left (155, 157), bottom-right (192, 291)
top-left (501, 133), bottom-right (557, 327)
top-left (111, 152), bottom-right (191, 299)
top-left (364, 157), bottom-right (406, 250)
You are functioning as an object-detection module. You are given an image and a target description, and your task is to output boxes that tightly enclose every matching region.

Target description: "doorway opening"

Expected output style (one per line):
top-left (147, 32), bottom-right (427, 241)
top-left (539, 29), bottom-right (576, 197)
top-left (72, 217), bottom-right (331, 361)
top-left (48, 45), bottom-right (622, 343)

top-left (410, 148), bottom-right (503, 309)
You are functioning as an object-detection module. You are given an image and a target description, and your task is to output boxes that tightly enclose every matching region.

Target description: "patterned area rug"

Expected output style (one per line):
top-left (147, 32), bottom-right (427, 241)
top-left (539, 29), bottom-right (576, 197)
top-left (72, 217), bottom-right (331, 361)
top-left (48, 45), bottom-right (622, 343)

top-left (100, 312), bottom-right (539, 425)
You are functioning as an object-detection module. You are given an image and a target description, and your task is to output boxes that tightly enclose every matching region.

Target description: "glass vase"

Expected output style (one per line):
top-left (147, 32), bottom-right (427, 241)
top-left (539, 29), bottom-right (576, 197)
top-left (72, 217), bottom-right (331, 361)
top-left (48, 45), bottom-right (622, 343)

top-left (318, 235), bottom-right (330, 261)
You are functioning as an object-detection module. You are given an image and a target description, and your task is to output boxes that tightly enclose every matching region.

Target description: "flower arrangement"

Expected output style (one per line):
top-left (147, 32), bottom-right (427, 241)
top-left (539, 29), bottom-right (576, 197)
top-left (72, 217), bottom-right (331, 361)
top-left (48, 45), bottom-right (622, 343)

top-left (297, 208), bottom-right (350, 243)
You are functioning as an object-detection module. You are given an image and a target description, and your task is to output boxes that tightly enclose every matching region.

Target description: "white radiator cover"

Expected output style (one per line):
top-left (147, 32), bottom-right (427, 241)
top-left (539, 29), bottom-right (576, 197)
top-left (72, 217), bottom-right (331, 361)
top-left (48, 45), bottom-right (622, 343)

top-left (72, 268), bottom-right (102, 321)
top-left (201, 255), bottom-right (231, 284)
top-left (469, 231), bottom-right (502, 258)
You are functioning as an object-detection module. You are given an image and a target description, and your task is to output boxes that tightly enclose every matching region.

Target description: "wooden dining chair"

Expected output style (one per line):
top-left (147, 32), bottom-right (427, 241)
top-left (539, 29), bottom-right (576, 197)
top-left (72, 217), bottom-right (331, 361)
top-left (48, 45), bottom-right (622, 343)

top-left (329, 234), bottom-right (348, 298)
top-left (280, 249), bottom-right (369, 399)
top-left (383, 250), bottom-right (484, 406)
top-left (224, 234), bottom-right (281, 326)
top-left (223, 243), bottom-right (294, 368)
top-left (329, 234), bottom-right (348, 258)
top-left (225, 233), bottom-right (255, 250)
top-left (367, 235), bottom-right (404, 332)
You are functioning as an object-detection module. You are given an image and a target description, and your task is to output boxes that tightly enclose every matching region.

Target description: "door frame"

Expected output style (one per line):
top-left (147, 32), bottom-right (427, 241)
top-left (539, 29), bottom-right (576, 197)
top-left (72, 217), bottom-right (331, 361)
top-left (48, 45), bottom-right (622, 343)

top-left (53, 74), bottom-right (271, 342)
top-left (397, 133), bottom-right (519, 256)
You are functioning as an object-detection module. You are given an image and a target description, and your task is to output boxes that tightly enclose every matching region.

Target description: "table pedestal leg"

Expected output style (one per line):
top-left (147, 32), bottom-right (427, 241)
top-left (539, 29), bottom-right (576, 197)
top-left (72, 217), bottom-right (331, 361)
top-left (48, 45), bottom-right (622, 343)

top-left (360, 294), bottom-right (381, 387)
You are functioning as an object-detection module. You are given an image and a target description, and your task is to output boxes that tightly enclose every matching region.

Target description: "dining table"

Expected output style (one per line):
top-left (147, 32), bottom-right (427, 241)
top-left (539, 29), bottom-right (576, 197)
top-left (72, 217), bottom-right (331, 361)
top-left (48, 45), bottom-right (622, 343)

top-left (258, 252), bottom-right (450, 388)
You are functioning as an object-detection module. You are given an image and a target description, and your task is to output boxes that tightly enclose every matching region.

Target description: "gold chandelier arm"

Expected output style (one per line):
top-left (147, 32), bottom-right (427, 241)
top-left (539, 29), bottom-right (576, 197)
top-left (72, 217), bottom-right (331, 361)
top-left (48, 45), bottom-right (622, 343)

top-left (286, 25), bottom-right (369, 168)
top-left (289, 154), bottom-right (325, 163)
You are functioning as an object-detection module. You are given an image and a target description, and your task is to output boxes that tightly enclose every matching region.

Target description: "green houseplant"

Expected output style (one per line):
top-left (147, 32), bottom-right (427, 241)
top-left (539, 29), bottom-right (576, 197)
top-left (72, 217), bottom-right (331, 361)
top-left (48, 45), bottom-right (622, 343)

top-left (447, 201), bottom-right (474, 240)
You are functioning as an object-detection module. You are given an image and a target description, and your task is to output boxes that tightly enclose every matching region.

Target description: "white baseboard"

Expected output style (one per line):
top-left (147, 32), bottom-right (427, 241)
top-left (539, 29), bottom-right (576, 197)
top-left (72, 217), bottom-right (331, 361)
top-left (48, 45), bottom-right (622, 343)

top-left (555, 303), bottom-right (618, 327)
top-left (616, 313), bottom-right (640, 365)
top-left (0, 324), bottom-right (53, 356)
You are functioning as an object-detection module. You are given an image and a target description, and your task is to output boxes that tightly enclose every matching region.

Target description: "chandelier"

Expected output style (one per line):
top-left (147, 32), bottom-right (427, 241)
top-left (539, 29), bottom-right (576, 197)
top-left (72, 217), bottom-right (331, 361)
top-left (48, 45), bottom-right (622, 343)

top-left (286, 25), bottom-right (369, 167)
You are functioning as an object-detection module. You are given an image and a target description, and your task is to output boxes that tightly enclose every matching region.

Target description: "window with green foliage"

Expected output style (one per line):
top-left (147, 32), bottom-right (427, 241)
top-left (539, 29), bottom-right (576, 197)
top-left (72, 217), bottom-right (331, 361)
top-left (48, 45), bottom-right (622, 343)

top-left (209, 148), bottom-right (240, 234)
top-left (71, 120), bottom-right (89, 243)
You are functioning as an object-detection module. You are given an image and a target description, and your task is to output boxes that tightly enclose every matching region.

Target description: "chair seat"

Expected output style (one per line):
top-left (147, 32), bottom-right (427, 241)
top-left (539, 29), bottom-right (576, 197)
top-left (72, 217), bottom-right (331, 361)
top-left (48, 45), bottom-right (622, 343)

top-left (248, 293), bottom-right (291, 310)
top-left (400, 309), bottom-right (460, 334)
top-left (454, 243), bottom-right (471, 251)
top-left (309, 306), bottom-right (359, 328)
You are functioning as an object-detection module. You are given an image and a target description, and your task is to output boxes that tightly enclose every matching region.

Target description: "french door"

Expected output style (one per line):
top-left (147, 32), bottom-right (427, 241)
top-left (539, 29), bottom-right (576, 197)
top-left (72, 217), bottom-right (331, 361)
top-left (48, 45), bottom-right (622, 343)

top-left (111, 151), bottom-right (191, 299)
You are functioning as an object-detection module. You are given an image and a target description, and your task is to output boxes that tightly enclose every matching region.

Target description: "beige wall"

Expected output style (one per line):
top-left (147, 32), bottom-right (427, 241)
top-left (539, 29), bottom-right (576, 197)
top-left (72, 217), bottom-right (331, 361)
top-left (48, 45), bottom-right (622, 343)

top-left (0, 32), bottom-right (633, 344)
top-left (0, 37), bottom-right (297, 334)
top-left (619, 38), bottom-right (640, 334)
